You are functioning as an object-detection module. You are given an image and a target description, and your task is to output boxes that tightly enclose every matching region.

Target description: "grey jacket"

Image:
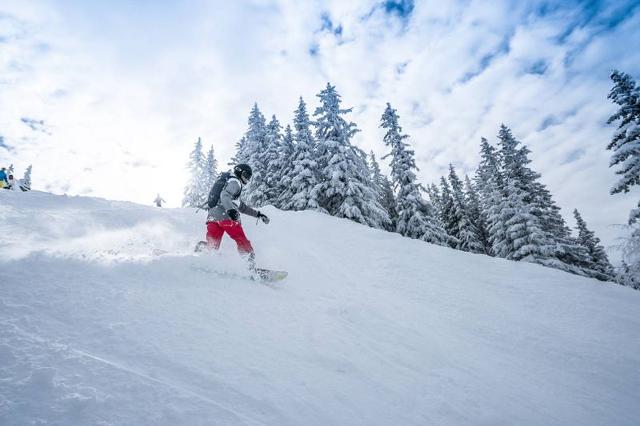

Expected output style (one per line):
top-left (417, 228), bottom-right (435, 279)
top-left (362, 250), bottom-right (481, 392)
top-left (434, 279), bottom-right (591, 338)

top-left (206, 176), bottom-right (259, 223)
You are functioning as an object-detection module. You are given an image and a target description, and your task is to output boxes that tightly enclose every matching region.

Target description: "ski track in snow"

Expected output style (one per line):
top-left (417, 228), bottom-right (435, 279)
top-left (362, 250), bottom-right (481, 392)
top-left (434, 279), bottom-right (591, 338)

top-left (1, 190), bottom-right (640, 425)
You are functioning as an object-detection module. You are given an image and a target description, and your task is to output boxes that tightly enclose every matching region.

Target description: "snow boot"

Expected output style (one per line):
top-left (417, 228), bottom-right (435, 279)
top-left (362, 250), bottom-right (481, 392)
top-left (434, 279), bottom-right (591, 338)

top-left (194, 241), bottom-right (208, 253)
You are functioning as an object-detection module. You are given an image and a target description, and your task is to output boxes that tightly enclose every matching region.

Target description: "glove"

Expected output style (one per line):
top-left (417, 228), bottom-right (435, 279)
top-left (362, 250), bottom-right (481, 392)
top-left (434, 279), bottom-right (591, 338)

top-left (227, 209), bottom-right (240, 221)
top-left (257, 211), bottom-right (270, 224)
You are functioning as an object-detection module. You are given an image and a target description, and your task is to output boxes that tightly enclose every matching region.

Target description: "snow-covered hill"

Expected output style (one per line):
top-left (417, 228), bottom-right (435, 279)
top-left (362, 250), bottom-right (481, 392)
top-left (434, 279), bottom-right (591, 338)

top-left (1, 191), bottom-right (639, 425)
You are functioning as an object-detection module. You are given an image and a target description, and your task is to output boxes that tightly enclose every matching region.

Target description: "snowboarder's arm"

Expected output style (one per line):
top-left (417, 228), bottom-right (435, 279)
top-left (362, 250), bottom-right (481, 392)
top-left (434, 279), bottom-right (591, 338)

top-left (238, 201), bottom-right (259, 218)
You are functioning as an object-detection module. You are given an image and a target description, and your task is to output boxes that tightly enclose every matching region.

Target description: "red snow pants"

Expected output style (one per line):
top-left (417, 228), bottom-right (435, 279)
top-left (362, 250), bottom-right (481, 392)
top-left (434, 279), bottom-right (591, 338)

top-left (206, 220), bottom-right (254, 255)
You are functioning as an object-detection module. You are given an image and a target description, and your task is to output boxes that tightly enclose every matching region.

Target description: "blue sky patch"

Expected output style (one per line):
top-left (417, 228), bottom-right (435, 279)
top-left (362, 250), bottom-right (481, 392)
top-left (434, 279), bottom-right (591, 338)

top-left (562, 148), bottom-right (586, 164)
top-left (383, 0), bottom-right (415, 18)
top-left (539, 115), bottom-right (561, 131)
top-left (528, 60), bottom-right (549, 75)
top-left (459, 33), bottom-right (512, 83)
top-left (309, 43), bottom-right (319, 56)
top-left (319, 12), bottom-right (343, 37)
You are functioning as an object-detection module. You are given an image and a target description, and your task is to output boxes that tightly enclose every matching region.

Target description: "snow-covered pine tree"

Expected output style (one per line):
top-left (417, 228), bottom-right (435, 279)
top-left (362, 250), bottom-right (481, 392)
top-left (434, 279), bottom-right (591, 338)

top-left (369, 151), bottom-right (397, 231)
top-left (381, 103), bottom-right (448, 244)
top-left (237, 104), bottom-right (268, 205)
top-left (464, 175), bottom-right (491, 254)
top-left (237, 103), bottom-right (267, 164)
top-left (474, 137), bottom-right (503, 255)
top-left (607, 70), bottom-right (640, 225)
top-left (618, 240), bottom-right (640, 289)
top-left (232, 136), bottom-right (247, 165)
top-left (504, 126), bottom-right (595, 274)
top-left (20, 164), bottom-right (32, 191)
top-left (313, 83), bottom-right (389, 229)
top-left (280, 97), bottom-right (319, 211)
top-left (425, 183), bottom-right (443, 221)
top-left (203, 145), bottom-right (218, 191)
top-left (439, 176), bottom-right (458, 246)
top-left (448, 164), bottom-right (484, 253)
top-left (489, 125), bottom-right (591, 275)
top-left (248, 115), bottom-right (283, 207)
top-left (490, 178), bottom-right (549, 261)
top-left (475, 138), bottom-right (503, 197)
top-left (489, 125), bottom-right (554, 262)
top-left (530, 181), bottom-right (595, 277)
top-left (182, 137), bottom-right (207, 207)
top-left (573, 209), bottom-right (615, 280)
top-left (271, 124), bottom-right (296, 209)
top-left (619, 261), bottom-right (640, 289)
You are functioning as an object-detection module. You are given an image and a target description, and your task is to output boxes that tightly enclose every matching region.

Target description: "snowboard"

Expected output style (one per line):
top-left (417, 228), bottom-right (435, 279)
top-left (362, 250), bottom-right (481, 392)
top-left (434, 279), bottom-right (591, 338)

top-left (193, 241), bottom-right (287, 282)
top-left (254, 268), bottom-right (288, 282)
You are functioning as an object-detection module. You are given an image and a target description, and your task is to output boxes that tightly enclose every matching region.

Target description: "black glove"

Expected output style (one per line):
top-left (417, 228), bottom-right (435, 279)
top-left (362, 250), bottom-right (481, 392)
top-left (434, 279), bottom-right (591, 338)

top-left (257, 211), bottom-right (270, 224)
top-left (227, 209), bottom-right (240, 221)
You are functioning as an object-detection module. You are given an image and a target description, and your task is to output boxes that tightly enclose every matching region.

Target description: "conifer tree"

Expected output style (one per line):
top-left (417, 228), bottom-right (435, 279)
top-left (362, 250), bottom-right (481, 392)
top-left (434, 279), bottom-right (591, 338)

top-left (243, 103), bottom-right (267, 162)
top-left (381, 103), bottom-right (448, 244)
top-left (182, 138), bottom-right (206, 207)
top-left (251, 115), bottom-right (283, 206)
top-left (369, 152), bottom-right (397, 231)
top-left (573, 209), bottom-right (615, 280)
top-left (232, 136), bottom-right (247, 165)
top-left (474, 138), bottom-right (502, 255)
top-left (490, 179), bottom-right (549, 261)
top-left (313, 83), bottom-right (389, 228)
top-left (439, 176), bottom-right (457, 246)
top-left (426, 183), bottom-right (442, 216)
top-left (532, 182), bottom-right (594, 276)
top-left (237, 104), bottom-right (268, 205)
top-left (618, 252), bottom-right (640, 290)
top-left (448, 165), bottom-right (484, 253)
top-left (272, 124), bottom-right (296, 209)
top-left (607, 70), bottom-right (640, 225)
top-left (475, 137), bottom-right (503, 196)
top-left (280, 98), bottom-right (319, 211)
top-left (426, 183), bottom-right (445, 236)
top-left (203, 145), bottom-right (218, 191)
top-left (488, 125), bottom-right (595, 274)
top-left (20, 165), bottom-right (32, 190)
top-left (488, 126), bottom-right (553, 262)
top-left (464, 175), bottom-right (491, 254)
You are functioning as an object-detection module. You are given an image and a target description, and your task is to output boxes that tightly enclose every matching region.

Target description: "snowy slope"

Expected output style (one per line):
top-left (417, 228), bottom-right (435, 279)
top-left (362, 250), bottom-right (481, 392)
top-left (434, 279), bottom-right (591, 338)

top-left (1, 190), bottom-right (639, 426)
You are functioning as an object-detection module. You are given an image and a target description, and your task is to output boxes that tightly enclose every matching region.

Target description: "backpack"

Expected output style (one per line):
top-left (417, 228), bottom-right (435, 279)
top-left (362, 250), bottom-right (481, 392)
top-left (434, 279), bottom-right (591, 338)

top-left (207, 172), bottom-right (233, 208)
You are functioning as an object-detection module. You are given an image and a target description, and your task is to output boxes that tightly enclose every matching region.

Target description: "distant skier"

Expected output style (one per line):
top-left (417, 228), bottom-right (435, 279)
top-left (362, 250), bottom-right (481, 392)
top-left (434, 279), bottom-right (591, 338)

top-left (198, 164), bottom-right (270, 270)
top-left (6, 174), bottom-right (17, 190)
top-left (0, 167), bottom-right (7, 189)
top-left (154, 194), bottom-right (165, 207)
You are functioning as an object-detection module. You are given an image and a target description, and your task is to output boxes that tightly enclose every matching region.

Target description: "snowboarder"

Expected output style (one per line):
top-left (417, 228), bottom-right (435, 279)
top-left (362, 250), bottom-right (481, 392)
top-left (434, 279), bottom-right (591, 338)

top-left (199, 164), bottom-right (270, 270)
top-left (154, 194), bottom-right (165, 207)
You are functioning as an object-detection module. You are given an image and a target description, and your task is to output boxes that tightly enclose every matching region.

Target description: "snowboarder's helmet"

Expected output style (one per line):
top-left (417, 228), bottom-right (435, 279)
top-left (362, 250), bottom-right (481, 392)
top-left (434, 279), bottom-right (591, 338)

top-left (234, 164), bottom-right (252, 184)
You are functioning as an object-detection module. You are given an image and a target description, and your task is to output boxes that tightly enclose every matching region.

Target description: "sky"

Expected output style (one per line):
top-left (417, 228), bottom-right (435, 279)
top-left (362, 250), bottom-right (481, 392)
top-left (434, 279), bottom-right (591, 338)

top-left (1, 0), bottom-right (639, 258)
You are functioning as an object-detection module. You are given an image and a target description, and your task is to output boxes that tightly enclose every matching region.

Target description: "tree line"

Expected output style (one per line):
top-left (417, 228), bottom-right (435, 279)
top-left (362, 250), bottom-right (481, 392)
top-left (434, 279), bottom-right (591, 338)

top-left (183, 76), bottom-right (639, 288)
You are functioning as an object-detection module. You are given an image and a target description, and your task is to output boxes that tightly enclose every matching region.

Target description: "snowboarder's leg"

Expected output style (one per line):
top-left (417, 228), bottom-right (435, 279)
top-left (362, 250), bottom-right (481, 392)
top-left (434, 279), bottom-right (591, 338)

top-left (220, 220), bottom-right (254, 254)
top-left (206, 221), bottom-right (224, 249)
top-left (220, 220), bottom-right (255, 269)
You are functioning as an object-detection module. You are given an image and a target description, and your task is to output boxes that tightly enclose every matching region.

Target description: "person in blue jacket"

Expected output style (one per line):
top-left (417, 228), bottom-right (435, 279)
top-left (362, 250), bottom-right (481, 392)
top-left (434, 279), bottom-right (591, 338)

top-left (0, 167), bottom-right (7, 189)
